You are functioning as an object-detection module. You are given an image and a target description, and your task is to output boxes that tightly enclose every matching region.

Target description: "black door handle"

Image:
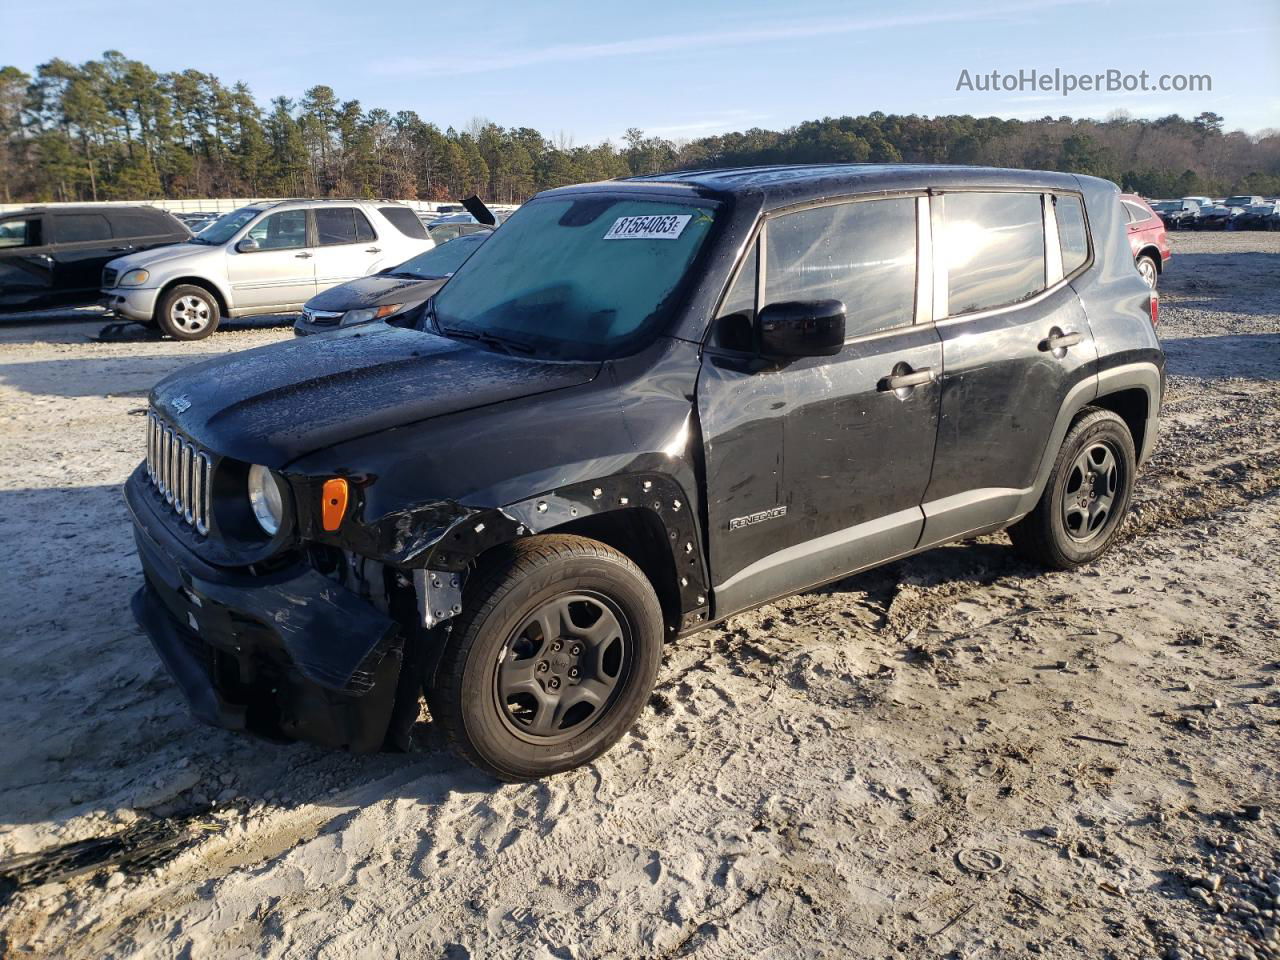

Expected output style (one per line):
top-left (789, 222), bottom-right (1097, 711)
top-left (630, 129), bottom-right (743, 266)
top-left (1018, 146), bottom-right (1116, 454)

top-left (1039, 330), bottom-right (1083, 352)
top-left (875, 366), bottom-right (936, 391)
top-left (295, 252), bottom-right (313, 259)
top-left (365, 246), bottom-right (381, 253)
top-left (108, 245), bottom-right (133, 252)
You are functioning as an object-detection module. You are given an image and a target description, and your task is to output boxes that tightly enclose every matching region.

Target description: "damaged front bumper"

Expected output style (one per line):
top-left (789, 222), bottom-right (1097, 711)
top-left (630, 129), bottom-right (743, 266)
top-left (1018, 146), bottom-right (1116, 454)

top-left (126, 471), bottom-right (404, 752)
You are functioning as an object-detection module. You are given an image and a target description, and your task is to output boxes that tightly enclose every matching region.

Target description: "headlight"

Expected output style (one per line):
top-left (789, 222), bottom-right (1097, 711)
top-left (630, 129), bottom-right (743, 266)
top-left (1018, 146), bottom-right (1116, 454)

top-left (247, 464), bottom-right (284, 535)
top-left (119, 269), bottom-right (150, 286)
top-left (340, 303), bottom-right (404, 326)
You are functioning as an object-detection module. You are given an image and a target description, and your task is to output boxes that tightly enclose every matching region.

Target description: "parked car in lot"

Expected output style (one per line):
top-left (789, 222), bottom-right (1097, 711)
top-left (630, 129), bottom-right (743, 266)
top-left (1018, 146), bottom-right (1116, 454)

top-left (1229, 203), bottom-right (1277, 230)
top-left (1194, 202), bottom-right (1237, 230)
top-left (101, 199), bottom-right (434, 339)
top-left (1120, 194), bottom-right (1171, 287)
top-left (0, 204), bottom-right (189, 313)
top-left (1150, 199), bottom-right (1200, 230)
top-left (128, 165), bottom-right (1163, 779)
top-left (294, 232), bottom-right (488, 335)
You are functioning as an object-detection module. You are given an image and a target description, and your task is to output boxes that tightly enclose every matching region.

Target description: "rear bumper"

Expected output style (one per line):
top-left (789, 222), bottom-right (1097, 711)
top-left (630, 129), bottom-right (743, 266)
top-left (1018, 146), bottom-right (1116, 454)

top-left (102, 286), bottom-right (159, 322)
top-left (126, 470), bottom-right (404, 752)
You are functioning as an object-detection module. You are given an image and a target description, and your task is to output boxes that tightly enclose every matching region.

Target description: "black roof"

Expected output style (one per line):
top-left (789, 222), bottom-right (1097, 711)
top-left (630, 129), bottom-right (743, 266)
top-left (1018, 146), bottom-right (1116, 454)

top-left (583, 163), bottom-right (1085, 207)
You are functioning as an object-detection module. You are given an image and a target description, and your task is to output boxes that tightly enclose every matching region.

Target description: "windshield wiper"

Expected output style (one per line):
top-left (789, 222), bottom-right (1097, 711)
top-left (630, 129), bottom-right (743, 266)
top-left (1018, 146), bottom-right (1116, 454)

top-left (440, 326), bottom-right (537, 356)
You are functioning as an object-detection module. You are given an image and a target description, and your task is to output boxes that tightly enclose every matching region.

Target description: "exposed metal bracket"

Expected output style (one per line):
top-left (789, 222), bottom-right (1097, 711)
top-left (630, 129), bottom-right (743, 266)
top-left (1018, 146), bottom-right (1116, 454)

top-left (413, 568), bottom-right (463, 628)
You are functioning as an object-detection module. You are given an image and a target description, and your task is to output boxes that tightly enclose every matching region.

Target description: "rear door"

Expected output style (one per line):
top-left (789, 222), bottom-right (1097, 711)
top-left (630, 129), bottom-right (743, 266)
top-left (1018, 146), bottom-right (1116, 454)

top-left (311, 207), bottom-right (382, 292)
top-left (0, 213), bottom-right (54, 312)
top-left (700, 195), bottom-right (943, 617)
top-left (919, 189), bottom-right (1098, 546)
top-left (49, 211), bottom-right (117, 304)
top-left (226, 209), bottom-right (316, 310)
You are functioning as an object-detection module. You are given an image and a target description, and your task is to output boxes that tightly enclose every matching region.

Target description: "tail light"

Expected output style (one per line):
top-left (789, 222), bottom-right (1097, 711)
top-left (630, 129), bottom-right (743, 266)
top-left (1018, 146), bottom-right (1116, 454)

top-left (1149, 292), bottom-right (1159, 327)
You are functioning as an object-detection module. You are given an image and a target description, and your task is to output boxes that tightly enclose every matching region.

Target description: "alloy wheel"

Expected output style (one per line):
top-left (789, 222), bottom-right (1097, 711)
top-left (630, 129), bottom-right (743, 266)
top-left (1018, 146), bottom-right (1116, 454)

top-left (170, 295), bottom-right (212, 333)
top-left (1137, 257), bottom-right (1157, 288)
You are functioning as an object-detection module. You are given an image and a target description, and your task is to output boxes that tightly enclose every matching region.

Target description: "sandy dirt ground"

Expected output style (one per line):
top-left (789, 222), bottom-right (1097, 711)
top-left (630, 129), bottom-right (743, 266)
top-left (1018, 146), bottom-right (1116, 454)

top-left (0, 233), bottom-right (1278, 960)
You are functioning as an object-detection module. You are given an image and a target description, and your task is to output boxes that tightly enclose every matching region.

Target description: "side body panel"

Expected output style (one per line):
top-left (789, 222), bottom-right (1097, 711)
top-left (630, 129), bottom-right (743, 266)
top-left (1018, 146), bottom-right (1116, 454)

top-left (922, 283), bottom-right (1097, 546)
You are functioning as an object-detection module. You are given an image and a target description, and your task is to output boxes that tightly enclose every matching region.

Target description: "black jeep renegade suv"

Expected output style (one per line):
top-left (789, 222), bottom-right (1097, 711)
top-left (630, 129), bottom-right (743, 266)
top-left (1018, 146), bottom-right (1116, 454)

top-left (127, 164), bottom-right (1164, 780)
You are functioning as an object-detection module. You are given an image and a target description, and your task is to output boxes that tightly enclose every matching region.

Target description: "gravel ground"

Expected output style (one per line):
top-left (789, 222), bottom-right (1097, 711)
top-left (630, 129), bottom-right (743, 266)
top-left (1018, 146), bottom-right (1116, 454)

top-left (0, 232), bottom-right (1278, 960)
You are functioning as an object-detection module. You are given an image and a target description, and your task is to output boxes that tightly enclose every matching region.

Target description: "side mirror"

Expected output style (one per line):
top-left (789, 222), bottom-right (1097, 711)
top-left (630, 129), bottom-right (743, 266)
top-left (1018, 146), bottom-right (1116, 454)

top-left (236, 237), bottom-right (259, 253)
top-left (756, 300), bottom-right (846, 359)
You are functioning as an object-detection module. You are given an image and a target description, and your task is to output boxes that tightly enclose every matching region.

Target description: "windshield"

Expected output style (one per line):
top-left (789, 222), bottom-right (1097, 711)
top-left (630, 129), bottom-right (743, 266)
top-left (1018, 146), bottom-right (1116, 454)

top-left (1150, 201), bottom-right (1177, 212)
top-left (391, 234), bottom-right (487, 278)
top-left (194, 207), bottom-right (261, 245)
top-left (432, 195), bottom-right (717, 360)
top-left (1224, 197), bottom-right (1253, 206)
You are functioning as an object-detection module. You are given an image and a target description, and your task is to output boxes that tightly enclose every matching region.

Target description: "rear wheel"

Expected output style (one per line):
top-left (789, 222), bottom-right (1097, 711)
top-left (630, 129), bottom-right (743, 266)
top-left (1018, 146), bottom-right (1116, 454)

top-left (1136, 254), bottom-right (1158, 289)
top-left (426, 535), bottom-right (664, 781)
top-left (156, 284), bottom-right (220, 340)
top-left (1008, 408), bottom-right (1136, 570)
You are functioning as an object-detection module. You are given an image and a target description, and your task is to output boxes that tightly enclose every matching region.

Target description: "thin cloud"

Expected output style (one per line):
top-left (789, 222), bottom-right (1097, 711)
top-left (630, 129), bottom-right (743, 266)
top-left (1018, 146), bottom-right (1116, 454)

top-left (372, 0), bottom-right (1104, 77)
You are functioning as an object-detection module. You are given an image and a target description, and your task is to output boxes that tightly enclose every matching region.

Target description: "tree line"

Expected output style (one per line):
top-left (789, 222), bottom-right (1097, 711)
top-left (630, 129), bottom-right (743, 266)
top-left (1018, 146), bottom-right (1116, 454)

top-left (1, 52), bottom-right (1278, 206)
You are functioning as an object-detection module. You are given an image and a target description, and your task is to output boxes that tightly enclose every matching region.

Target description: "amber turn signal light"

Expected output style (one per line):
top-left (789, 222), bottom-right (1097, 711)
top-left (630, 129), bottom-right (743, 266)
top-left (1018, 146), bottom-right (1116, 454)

top-left (321, 477), bottom-right (349, 531)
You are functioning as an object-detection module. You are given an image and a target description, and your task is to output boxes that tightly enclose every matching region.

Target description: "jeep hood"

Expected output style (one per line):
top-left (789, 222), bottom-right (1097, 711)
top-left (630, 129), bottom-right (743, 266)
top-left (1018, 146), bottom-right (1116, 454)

top-left (150, 323), bottom-right (600, 465)
top-left (304, 274), bottom-right (446, 313)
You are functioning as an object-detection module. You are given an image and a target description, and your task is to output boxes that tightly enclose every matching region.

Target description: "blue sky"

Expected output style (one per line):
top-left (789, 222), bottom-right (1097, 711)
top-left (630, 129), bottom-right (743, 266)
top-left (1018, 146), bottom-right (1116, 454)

top-left (2, 0), bottom-right (1277, 141)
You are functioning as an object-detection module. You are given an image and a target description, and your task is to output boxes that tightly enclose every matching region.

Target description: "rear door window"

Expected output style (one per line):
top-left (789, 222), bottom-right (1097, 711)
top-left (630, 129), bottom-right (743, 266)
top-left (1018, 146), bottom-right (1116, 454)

top-left (53, 213), bottom-right (112, 244)
top-left (765, 197), bottom-right (917, 338)
top-left (0, 217), bottom-right (43, 248)
top-left (314, 208), bottom-right (377, 246)
top-left (379, 205), bottom-right (428, 239)
top-left (938, 192), bottom-right (1046, 316)
top-left (1053, 194), bottom-right (1090, 276)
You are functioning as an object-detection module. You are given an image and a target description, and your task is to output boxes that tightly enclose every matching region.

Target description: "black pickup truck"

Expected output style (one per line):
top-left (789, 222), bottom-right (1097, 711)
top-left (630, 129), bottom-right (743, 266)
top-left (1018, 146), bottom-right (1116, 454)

top-left (127, 164), bottom-right (1164, 780)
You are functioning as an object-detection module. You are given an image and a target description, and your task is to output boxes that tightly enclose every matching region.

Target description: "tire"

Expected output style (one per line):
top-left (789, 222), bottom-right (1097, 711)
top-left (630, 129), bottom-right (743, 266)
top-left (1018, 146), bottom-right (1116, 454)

top-left (427, 534), bottom-right (664, 781)
top-left (1008, 408), bottom-right (1136, 570)
top-left (155, 284), bottom-right (220, 340)
top-left (1136, 254), bottom-right (1159, 289)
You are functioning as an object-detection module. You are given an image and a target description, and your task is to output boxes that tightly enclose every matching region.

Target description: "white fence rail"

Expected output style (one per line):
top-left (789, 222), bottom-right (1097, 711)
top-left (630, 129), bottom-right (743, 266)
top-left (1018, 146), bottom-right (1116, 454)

top-left (0, 198), bottom-right (519, 215)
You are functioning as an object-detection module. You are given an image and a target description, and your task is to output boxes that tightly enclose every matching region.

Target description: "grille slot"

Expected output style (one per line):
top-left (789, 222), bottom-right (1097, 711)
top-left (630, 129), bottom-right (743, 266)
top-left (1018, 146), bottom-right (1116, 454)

top-left (145, 412), bottom-right (212, 535)
top-left (103, 267), bottom-right (118, 288)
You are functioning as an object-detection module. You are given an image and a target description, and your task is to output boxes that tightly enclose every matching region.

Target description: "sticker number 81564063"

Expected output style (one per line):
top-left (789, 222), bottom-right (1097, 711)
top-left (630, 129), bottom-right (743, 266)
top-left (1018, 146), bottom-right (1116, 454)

top-left (603, 214), bottom-right (693, 240)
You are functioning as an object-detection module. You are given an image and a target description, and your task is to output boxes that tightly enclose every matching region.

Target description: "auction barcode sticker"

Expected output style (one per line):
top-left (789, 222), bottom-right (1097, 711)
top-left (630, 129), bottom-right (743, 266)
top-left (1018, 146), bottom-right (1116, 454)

top-left (603, 214), bottom-right (692, 240)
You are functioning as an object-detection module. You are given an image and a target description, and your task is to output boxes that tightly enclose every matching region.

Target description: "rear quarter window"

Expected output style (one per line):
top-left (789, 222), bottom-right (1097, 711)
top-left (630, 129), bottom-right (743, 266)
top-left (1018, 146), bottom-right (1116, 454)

top-left (938, 192), bottom-right (1046, 316)
top-left (1054, 194), bottom-right (1090, 277)
top-left (379, 206), bottom-right (428, 239)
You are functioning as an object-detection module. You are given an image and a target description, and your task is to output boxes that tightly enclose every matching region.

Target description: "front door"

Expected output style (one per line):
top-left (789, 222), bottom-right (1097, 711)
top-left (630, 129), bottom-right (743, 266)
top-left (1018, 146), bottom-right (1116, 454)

top-left (920, 190), bottom-right (1099, 546)
top-left (227, 209), bottom-right (316, 311)
top-left (0, 214), bottom-right (53, 312)
top-left (311, 206), bottom-right (382, 293)
top-left (699, 195), bottom-right (942, 618)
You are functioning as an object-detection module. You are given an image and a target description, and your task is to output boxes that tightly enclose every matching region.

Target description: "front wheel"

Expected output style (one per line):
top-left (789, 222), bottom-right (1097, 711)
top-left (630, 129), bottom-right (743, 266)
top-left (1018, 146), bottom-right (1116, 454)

top-left (1008, 408), bottom-right (1137, 570)
top-left (155, 284), bottom-right (220, 340)
top-left (427, 535), bottom-right (664, 781)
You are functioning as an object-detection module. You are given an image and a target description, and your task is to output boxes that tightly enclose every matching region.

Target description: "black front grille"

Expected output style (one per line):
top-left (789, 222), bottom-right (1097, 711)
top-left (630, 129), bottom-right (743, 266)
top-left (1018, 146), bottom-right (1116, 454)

top-left (103, 267), bottom-right (118, 288)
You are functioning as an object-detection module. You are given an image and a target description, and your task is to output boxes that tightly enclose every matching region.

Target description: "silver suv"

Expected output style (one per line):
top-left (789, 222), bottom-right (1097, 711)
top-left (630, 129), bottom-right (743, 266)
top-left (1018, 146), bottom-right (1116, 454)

top-left (101, 199), bottom-right (435, 339)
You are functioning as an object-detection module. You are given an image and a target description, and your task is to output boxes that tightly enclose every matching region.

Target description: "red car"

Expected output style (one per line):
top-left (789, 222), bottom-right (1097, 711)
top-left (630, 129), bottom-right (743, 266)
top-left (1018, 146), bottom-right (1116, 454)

top-left (1120, 194), bottom-right (1172, 289)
